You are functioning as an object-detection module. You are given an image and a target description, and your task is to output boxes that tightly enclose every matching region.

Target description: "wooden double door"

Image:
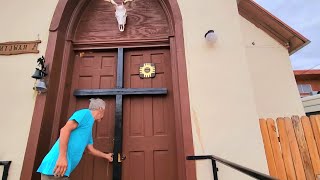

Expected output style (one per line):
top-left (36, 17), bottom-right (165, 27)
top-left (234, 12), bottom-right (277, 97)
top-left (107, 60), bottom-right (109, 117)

top-left (67, 48), bottom-right (178, 180)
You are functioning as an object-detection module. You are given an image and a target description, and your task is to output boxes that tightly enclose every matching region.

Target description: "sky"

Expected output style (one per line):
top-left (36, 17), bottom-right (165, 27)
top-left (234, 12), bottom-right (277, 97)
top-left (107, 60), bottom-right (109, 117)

top-left (255, 0), bottom-right (320, 70)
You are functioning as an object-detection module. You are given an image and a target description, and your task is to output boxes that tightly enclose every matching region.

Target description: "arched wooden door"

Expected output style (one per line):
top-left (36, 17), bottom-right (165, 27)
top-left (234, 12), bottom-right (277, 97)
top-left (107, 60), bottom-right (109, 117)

top-left (67, 48), bottom-right (177, 180)
top-left (21, 0), bottom-right (196, 179)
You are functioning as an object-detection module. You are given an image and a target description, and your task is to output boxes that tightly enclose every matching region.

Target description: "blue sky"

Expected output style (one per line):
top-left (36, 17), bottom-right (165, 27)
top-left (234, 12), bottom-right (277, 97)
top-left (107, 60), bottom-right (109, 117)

top-left (255, 0), bottom-right (320, 70)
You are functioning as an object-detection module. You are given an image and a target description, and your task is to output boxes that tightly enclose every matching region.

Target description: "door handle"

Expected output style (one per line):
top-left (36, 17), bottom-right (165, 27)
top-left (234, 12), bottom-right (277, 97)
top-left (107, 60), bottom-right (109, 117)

top-left (118, 153), bottom-right (126, 163)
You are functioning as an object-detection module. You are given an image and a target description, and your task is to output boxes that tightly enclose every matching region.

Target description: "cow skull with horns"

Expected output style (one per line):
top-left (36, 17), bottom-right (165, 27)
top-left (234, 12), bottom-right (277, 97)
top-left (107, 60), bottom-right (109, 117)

top-left (105, 0), bottom-right (133, 32)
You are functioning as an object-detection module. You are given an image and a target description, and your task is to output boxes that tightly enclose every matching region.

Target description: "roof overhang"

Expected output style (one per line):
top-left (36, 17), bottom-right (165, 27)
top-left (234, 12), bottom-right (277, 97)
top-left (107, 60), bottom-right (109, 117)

top-left (238, 0), bottom-right (310, 55)
top-left (294, 70), bottom-right (320, 80)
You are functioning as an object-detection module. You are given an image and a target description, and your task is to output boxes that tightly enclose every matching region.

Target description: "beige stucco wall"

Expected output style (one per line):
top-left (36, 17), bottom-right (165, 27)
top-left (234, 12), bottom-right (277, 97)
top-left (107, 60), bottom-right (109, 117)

top-left (239, 17), bottom-right (305, 119)
top-left (178, 1), bottom-right (268, 179)
top-left (0, 0), bottom-right (306, 179)
top-left (0, 1), bottom-right (58, 179)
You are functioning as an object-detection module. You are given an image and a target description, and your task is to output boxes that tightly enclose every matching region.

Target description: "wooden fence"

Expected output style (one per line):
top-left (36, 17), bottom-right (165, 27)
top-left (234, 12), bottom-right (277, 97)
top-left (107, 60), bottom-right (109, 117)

top-left (260, 115), bottom-right (320, 180)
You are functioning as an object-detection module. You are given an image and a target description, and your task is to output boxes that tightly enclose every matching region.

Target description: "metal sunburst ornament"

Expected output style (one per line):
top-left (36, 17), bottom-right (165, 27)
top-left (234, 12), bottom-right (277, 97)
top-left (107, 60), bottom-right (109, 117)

top-left (139, 63), bottom-right (156, 79)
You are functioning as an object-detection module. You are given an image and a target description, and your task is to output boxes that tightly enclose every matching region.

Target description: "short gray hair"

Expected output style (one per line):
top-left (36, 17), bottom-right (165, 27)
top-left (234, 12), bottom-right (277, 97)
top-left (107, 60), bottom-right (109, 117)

top-left (89, 98), bottom-right (106, 110)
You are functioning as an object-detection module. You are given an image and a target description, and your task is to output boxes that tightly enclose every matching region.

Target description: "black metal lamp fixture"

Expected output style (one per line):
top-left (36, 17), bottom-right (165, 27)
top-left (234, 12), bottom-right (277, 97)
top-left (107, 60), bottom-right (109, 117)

top-left (31, 56), bottom-right (48, 93)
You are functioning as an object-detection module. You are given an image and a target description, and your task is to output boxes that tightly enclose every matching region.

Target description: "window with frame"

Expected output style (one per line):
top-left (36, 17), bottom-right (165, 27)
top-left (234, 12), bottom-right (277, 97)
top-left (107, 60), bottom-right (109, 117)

top-left (297, 84), bottom-right (313, 93)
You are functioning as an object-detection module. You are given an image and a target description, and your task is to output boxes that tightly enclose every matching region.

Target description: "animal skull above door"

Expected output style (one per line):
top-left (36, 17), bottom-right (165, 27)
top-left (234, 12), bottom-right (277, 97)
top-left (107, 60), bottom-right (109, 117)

top-left (104, 0), bottom-right (133, 32)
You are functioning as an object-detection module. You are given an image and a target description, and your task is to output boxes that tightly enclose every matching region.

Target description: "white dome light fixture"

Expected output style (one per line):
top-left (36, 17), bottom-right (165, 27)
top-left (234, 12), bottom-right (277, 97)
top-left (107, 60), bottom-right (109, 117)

top-left (204, 30), bottom-right (217, 43)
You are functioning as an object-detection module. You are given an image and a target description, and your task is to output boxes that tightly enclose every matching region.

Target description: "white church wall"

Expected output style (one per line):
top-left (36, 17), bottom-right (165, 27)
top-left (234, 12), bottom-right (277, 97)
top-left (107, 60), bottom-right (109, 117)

top-left (0, 0), bottom-right (305, 179)
top-left (239, 17), bottom-right (305, 119)
top-left (0, 0), bottom-right (58, 179)
top-left (178, 0), bottom-right (269, 179)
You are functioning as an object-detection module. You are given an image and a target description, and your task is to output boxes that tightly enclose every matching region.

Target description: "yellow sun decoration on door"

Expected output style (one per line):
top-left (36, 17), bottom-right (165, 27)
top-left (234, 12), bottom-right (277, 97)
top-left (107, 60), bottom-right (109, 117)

top-left (139, 63), bottom-right (156, 78)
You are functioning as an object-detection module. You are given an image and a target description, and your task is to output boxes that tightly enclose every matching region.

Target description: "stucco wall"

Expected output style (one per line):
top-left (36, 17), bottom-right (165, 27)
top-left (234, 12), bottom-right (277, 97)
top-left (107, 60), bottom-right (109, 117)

top-left (239, 17), bottom-right (305, 119)
top-left (178, 1), bottom-right (268, 179)
top-left (0, 0), bottom-right (305, 179)
top-left (0, 1), bottom-right (58, 179)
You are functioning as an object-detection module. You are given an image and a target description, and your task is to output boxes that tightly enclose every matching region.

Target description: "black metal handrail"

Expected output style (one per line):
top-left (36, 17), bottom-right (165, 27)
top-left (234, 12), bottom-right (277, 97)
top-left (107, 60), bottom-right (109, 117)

top-left (0, 161), bottom-right (11, 180)
top-left (186, 155), bottom-right (277, 180)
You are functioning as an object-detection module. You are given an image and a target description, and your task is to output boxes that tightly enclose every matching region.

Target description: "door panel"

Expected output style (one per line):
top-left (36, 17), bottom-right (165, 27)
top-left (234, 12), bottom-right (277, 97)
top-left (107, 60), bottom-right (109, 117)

top-left (68, 52), bottom-right (117, 180)
top-left (122, 48), bottom-right (177, 180)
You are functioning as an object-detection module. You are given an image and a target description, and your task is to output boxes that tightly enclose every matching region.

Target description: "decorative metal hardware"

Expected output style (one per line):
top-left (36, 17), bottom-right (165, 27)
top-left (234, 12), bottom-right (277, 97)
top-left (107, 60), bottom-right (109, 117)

top-left (79, 52), bottom-right (85, 58)
top-left (139, 63), bottom-right (156, 79)
top-left (117, 153), bottom-right (126, 163)
top-left (0, 161), bottom-right (12, 180)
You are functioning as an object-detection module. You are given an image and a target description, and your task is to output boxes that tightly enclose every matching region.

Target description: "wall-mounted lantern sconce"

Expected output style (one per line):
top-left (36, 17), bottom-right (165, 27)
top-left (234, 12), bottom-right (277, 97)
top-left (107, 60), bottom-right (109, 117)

top-left (31, 56), bottom-right (48, 93)
top-left (34, 79), bottom-right (47, 93)
top-left (205, 30), bottom-right (217, 43)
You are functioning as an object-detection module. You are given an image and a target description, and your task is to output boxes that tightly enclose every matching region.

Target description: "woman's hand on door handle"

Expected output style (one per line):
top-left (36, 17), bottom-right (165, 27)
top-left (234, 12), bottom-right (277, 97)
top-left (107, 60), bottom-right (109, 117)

top-left (86, 144), bottom-right (113, 162)
top-left (104, 153), bottom-right (113, 162)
